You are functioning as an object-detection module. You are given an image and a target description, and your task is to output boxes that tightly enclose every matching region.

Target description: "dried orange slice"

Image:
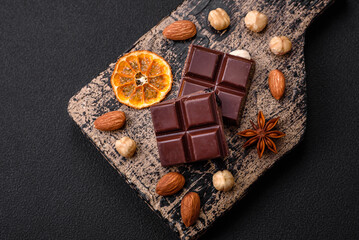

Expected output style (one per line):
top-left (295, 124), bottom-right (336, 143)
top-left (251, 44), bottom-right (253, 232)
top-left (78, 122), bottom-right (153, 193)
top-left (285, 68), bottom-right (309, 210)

top-left (111, 50), bottom-right (172, 109)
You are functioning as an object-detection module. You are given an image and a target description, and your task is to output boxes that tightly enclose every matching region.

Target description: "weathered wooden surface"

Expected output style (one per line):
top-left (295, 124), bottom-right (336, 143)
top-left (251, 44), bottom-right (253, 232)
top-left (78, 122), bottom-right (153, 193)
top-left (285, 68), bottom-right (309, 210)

top-left (68, 0), bottom-right (333, 239)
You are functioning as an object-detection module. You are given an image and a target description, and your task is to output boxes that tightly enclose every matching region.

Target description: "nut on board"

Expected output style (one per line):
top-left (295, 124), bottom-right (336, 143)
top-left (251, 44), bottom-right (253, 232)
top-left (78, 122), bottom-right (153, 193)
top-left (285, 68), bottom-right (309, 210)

top-left (269, 36), bottom-right (292, 55)
top-left (163, 20), bottom-right (196, 40)
top-left (212, 170), bottom-right (234, 192)
top-left (115, 137), bottom-right (136, 158)
top-left (229, 49), bottom-right (251, 60)
top-left (268, 69), bottom-right (285, 100)
top-left (208, 8), bottom-right (230, 30)
top-left (94, 111), bottom-right (126, 131)
top-left (244, 10), bottom-right (268, 32)
top-left (156, 172), bottom-right (185, 196)
top-left (181, 192), bottom-right (200, 227)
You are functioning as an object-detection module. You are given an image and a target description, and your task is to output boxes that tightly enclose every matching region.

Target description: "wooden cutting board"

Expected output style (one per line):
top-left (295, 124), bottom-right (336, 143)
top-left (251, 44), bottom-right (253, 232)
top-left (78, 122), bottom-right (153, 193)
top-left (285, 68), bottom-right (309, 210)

top-left (67, 0), bottom-right (333, 239)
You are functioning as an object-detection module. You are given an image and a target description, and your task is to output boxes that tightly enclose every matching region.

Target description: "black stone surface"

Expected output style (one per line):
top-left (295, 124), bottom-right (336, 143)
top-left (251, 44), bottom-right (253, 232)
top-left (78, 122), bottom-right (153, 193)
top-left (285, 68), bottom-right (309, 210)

top-left (0, 0), bottom-right (358, 239)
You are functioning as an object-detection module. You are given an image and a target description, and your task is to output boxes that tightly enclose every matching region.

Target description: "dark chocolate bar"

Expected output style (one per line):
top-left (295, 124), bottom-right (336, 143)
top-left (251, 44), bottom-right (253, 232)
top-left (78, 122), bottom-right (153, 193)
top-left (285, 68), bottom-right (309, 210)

top-left (150, 91), bottom-right (228, 167)
top-left (178, 45), bottom-right (255, 125)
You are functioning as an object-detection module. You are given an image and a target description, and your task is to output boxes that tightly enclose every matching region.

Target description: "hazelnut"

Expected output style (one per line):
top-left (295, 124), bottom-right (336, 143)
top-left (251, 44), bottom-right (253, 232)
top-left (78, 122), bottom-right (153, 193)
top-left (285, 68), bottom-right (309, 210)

top-left (244, 10), bottom-right (268, 33)
top-left (229, 49), bottom-right (251, 60)
top-left (208, 8), bottom-right (230, 30)
top-left (115, 137), bottom-right (136, 158)
top-left (269, 36), bottom-right (292, 55)
top-left (212, 170), bottom-right (234, 192)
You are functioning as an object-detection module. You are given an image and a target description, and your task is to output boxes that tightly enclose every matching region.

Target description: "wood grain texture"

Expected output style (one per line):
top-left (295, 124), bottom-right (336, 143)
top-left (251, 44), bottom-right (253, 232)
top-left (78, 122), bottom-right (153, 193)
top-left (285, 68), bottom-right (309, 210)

top-left (67, 0), bottom-right (333, 239)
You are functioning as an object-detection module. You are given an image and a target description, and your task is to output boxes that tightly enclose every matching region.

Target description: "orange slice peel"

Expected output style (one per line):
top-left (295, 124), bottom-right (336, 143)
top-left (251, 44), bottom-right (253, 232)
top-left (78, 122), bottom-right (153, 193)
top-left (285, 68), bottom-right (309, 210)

top-left (111, 50), bottom-right (172, 109)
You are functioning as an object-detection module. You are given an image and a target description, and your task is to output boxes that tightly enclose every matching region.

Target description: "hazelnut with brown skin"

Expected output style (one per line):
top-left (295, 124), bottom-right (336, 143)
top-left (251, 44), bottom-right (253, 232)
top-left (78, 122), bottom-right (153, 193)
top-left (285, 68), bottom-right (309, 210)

top-left (269, 36), bottom-right (292, 55)
top-left (212, 170), bottom-right (234, 192)
top-left (244, 10), bottom-right (268, 33)
top-left (115, 137), bottom-right (136, 158)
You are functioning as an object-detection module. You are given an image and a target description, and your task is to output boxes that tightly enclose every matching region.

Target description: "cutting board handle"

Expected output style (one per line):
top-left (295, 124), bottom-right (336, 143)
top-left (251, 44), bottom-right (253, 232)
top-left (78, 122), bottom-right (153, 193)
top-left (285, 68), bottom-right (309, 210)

top-left (283, 0), bottom-right (335, 31)
top-left (294, 0), bottom-right (334, 16)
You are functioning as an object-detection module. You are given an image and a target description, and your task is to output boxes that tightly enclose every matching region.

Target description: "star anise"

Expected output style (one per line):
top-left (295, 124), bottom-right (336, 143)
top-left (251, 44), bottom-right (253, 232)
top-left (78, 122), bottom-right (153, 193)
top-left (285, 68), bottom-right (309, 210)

top-left (237, 111), bottom-right (285, 158)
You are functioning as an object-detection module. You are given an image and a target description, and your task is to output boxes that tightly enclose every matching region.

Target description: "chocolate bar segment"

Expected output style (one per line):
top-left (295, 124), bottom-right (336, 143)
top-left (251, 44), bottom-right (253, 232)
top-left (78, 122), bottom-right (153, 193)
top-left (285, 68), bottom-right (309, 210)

top-left (187, 47), bottom-right (221, 80)
top-left (179, 45), bottom-right (255, 125)
top-left (150, 91), bottom-right (228, 167)
top-left (188, 127), bottom-right (222, 161)
top-left (157, 134), bottom-right (187, 166)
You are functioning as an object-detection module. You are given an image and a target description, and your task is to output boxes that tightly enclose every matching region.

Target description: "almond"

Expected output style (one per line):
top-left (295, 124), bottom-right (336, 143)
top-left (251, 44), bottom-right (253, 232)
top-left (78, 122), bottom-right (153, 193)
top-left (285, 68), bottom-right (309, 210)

top-left (163, 20), bottom-right (196, 41)
top-left (156, 172), bottom-right (185, 196)
top-left (94, 111), bottom-right (126, 131)
top-left (181, 192), bottom-right (200, 227)
top-left (268, 69), bottom-right (285, 100)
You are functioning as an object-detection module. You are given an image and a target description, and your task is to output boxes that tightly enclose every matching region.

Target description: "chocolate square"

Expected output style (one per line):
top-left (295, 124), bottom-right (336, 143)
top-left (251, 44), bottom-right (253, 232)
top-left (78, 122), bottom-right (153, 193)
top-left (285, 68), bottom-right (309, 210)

top-left (216, 89), bottom-right (244, 122)
top-left (157, 134), bottom-right (187, 166)
top-left (187, 128), bottom-right (221, 161)
top-left (180, 77), bottom-right (212, 96)
top-left (150, 100), bottom-right (182, 133)
top-left (182, 93), bottom-right (217, 128)
top-left (187, 47), bottom-right (221, 80)
top-left (179, 45), bottom-right (255, 125)
top-left (150, 91), bottom-right (228, 167)
top-left (218, 55), bottom-right (252, 89)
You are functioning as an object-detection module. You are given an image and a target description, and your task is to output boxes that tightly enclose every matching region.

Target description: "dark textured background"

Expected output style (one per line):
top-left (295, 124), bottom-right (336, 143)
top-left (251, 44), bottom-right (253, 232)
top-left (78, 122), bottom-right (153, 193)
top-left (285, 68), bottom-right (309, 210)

top-left (1, 0), bottom-right (358, 239)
